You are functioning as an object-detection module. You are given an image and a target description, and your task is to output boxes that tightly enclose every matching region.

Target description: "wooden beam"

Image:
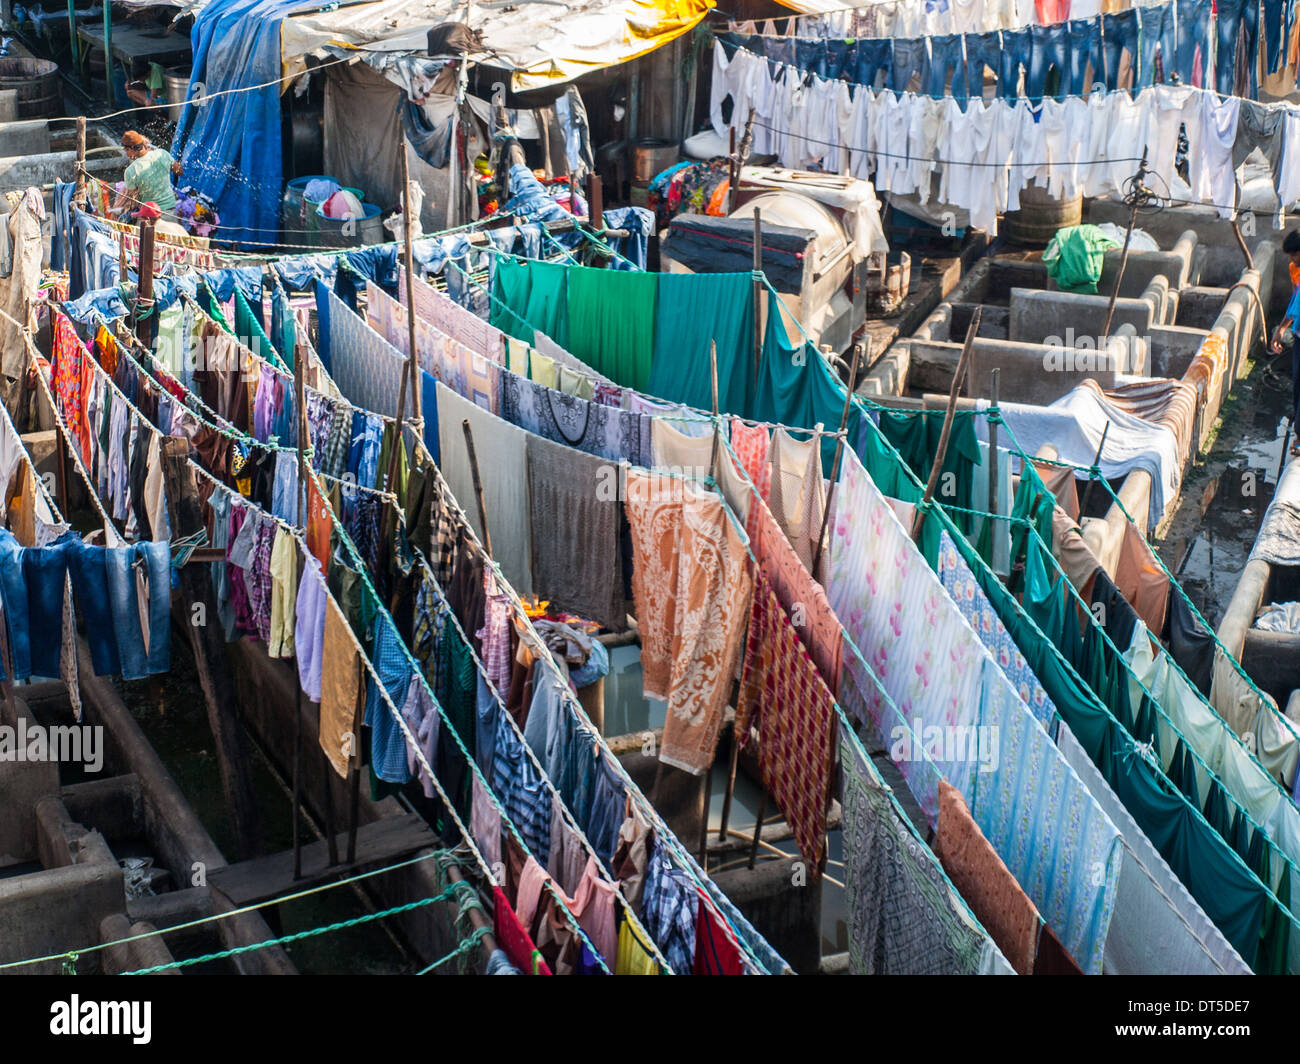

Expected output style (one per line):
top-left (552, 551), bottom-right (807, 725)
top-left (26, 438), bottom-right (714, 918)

top-left (159, 437), bottom-right (263, 860)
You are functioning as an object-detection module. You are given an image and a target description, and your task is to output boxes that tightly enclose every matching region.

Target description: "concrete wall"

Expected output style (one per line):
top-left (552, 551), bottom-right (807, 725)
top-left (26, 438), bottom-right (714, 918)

top-left (0, 797), bottom-right (124, 974)
top-left (907, 336), bottom-right (1147, 405)
top-left (0, 698), bottom-right (60, 864)
top-left (1008, 286), bottom-right (1156, 343)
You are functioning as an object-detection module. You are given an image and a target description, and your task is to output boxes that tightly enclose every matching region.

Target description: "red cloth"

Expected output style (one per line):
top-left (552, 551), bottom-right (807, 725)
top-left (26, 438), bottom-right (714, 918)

top-left (748, 487), bottom-right (842, 696)
top-left (1034, 0), bottom-right (1070, 22)
top-left (51, 310), bottom-right (90, 465)
top-left (493, 886), bottom-right (552, 975)
top-left (735, 573), bottom-right (837, 876)
top-left (693, 889), bottom-right (745, 974)
top-left (305, 475), bottom-right (333, 577)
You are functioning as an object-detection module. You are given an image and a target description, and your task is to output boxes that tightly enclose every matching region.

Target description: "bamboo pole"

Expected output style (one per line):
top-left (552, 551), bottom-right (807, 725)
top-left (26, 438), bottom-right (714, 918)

top-left (911, 308), bottom-right (981, 544)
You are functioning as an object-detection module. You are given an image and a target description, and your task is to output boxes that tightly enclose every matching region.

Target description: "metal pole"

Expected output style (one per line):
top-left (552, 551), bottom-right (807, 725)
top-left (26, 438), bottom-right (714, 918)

top-left (67, 0), bottom-right (80, 72)
top-left (102, 0), bottom-right (114, 109)
top-left (911, 308), bottom-right (981, 543)
top-left (811, 341), bottom-right (864, 578)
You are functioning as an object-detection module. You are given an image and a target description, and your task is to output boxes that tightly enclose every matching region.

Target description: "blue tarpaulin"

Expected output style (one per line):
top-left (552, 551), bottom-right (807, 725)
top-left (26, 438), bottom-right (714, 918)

top-left (176, 0), bottom-right (324, 248)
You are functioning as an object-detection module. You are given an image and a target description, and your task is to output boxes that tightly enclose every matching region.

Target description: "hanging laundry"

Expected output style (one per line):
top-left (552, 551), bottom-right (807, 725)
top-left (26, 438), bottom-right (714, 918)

top-left (735, 574), bottom-right (837, 873)
top-left (525, 433), bottom-right (626, 630)
top-left (436, 382), bottom-right (534, 597)
top-left (839, 733), bottom-right (996, 975)
top-left (319, 592), bottom-right (363, 778)
top-left (936, 779), bottom-right (1040, 974)
top-left (625, 470), bottom-right (754, 775)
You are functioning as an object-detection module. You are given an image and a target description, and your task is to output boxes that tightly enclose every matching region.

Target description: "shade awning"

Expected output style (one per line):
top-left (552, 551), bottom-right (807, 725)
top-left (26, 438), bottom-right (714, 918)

top-left (279, 0), bottom-right (715, 91)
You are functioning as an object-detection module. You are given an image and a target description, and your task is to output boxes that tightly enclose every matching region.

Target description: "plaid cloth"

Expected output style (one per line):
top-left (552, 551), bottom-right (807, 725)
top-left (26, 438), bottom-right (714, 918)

top-left (736, 572), bottom-right (836, 877)
top-left (492, 711), bottom-right (552, 867)
top-left (412, 574), bottom-right (446, 689)
top-left (318, 403), bottom-right (352, 478)
top-left (642, 837), bottom-right (697, 975)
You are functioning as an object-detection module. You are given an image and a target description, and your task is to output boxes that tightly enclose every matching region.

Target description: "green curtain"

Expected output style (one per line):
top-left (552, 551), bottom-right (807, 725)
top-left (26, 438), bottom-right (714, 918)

top-left (489, 257), bottom-right (570, 346)
top-left (566, 265), bottom-right (657, 392)
top-left (878, 409), bottom-right (981, 536)
top-left (235, 287), bottom-right (283, 371)
top-left (752, 291), bottom-right (858, 474)
top-left (648, 272), bottom-right (754, 416)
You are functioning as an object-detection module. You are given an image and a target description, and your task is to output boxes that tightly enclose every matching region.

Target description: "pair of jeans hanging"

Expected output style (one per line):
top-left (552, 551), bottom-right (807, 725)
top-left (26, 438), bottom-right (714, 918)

top-left (889, 36), bottom-right (930, 97)
top-left (1215, 0), bottom-right (1259, 97)
top-left (1175, 0), bottom-right (1215, 85)
top-left (1067, 17), bottom-right (1105, 94)
top-left (854, 38), bottom-right (894, 89)
top-left (1101, 9), bottom-right (1140, 89)
top-left (964, 30), bottom-right (1007, 100)
top-left (1026, 22), bottom-right (1070, 101)
top-left (927, 34), bottom-right (968, 103)
top-left (1137, 3), bottom-right (1178, 87)
top-left (1001, 27), bottom-right (1032, 99)
top-left (106, 540), bottom-right (172, 680)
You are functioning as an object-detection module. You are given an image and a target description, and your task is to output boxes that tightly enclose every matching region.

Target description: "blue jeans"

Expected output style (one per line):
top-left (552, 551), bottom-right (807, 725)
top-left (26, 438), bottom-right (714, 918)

top-left (964, 30), bottom-right (1004, 99)
top-left (24, 540), bottom-right (69, 679)
top-left (1067, 18), bottom-right (1104, 94)
top-left (1026, 22), bottom-right (1069, 101)
top-left (1264, 0), bottom-right (1286, 73)
top-left (794, 38), bottom-right (828, 78)
top-left (854, 39), bottom-right (893, 88)
top-left (1216, 0), bottom-right (1259, 97)
top-left (107, 541), bottom-right (172, 680)
top-left (65, 538), bottom-right (121, 676)
top-left (1000, 28), bottom-right (1032, 98)
top-left (1175, 0), bottom-right (1214, 84)
top-left (824, 39), bottom-right (853, 80)
top-left (1137, 3), bottom-right (1177, 86)
top-left (765, 36), bottom-right (794, 70)
top-left (1101, 9), bottom-right (1140, 88)
top-left (0, 530), bottom-right (30, 681)
top-left (928, 34), bottom-right (968, 103)
top-left (890, 37), bottom-right (930, 97)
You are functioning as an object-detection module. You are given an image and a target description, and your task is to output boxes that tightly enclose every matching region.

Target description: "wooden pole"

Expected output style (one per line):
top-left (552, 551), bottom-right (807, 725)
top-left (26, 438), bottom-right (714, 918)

top-left (159, 438), bottom-right (262, 860)
top-left (292, 343), bottom-right (307, 880)
top-left (400, 146), bottom-right (421, 430)
top-left (727, 126), bottom-right (738, 215)
top-left (752, 209), bottom-right (763, 384)
top-left (811, 341), bottom-right (864, 578)
top-left (73, 116), bottom-right (86, 209)
top-left (588, 173), bottom-right (604, 234)
top-left (988, 367), bottom-right (1000, 550)
top-left (1078, 421), bottom-right (1111, 519)
top-left (911, 308), bottom-right (981, 543)
top-left (708, 339), bottom-right (720, 479)
top-left (135, 215), bottom-right (156, 343)
top-left (746, 793), bottom-right (768, 870)
top-left (461, 419), bottom-right (493, 559)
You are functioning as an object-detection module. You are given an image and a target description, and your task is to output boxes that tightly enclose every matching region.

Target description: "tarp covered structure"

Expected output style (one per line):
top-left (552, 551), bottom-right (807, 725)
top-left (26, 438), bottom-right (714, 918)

top-left (177, 0), bottom-right (712, 245)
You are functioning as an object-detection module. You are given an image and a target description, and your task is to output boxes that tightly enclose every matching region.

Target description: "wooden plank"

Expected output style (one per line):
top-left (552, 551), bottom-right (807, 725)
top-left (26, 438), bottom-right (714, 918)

top-left (207, 815), bottom-right (437, 907)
